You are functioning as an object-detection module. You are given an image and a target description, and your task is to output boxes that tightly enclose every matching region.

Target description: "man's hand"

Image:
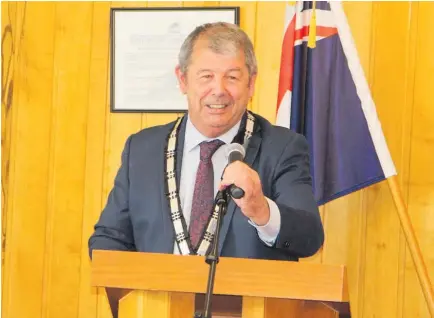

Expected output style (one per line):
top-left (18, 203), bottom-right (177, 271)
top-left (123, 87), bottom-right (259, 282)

top-left (219, 161), bottom-right (270, 226)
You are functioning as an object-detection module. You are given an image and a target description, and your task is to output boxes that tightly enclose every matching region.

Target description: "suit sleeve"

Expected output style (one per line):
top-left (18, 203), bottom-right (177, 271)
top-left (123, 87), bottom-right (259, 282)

top-left (248, 197), bottom-right (281, 245)
top-left (272, 133), bottom-right (324, 257)
top-left (88, 136), bottom-right (136, 258)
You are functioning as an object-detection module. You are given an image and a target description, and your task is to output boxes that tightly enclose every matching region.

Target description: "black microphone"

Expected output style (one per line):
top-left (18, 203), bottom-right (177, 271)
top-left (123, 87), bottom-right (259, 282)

top-left (226, 142), bottom-right (245, 163)
top-left (225, 143), bottom-right (246, 199)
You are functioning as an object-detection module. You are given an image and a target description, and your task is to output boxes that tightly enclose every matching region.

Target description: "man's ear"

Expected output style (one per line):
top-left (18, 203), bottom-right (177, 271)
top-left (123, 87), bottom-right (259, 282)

top-left (175, 65), bottom-right (187, 94)
top-left (248, 74), bottom-right (257, 98)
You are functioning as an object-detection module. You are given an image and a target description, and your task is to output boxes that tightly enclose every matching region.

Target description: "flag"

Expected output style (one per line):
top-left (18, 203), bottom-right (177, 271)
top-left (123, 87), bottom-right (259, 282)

top-left (276, 1), bottom-right (396, 205)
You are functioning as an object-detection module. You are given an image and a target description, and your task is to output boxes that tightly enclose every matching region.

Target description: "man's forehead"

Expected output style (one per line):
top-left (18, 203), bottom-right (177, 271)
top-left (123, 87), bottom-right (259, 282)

top-left (191, 47), bottom-right (245, 67)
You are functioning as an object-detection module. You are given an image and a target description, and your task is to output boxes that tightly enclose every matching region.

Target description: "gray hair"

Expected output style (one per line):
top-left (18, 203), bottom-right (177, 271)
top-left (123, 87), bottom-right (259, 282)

top-left (178, 22), bottom-right (258, 78)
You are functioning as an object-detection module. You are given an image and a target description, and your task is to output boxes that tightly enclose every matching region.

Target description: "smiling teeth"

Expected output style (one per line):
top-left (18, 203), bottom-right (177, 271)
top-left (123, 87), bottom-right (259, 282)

top-left (209, 104), bottom-right (226, 109)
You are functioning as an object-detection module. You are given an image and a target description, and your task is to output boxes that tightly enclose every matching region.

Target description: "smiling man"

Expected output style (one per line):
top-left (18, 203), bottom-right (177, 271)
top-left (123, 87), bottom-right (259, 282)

top-left (175, 27), bottom-right (255, 139)
top-left (89, 22), bottom-right (324, 262)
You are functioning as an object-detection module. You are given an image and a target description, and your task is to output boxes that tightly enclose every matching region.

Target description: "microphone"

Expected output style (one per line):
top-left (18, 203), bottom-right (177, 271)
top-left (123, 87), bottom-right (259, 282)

top-left (224, 143), bottom-right (246, 199)
top-left (226, 142), bottom-right (245, 163)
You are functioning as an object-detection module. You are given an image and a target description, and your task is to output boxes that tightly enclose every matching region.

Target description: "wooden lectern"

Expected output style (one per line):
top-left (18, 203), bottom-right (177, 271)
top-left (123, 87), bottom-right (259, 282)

top-left (91, 250), bottom-right (351, 318)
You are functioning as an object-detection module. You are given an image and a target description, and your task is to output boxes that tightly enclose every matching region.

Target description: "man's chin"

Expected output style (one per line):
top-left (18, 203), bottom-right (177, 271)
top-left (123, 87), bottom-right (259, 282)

top-left (202, 122), bottom-right (232, 138)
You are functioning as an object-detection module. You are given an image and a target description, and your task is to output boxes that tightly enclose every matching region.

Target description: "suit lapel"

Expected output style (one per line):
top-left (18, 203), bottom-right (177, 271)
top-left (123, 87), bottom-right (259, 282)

top-left (160, 116), bottom-right (187, 253)
top-left (175, 116), bottom-right (186, 188)
top-left (218, 123), bottom-right (263, 254)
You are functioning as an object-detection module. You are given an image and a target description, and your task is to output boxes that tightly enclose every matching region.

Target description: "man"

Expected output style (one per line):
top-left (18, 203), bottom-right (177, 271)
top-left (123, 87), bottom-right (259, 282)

top-left (89, 22), bottom-right (324, 261)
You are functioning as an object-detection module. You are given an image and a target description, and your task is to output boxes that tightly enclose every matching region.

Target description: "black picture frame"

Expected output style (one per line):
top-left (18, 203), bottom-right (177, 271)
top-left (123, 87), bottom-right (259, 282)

top-left (110, 7), bottom-right (240, 113)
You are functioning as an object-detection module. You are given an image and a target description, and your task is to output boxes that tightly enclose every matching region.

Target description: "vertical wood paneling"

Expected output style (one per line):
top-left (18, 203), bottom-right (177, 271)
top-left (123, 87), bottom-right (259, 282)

top-left (1, 1), bottom-right (18, 316)
top-left (183, 1), bottom-right (220, 7)
top-left (322, 195), bottom-right (360, 266)
top-left (251, 2), bottom-right (286, 123)
top-left (1, 0), bottom-right (16, 279)
top-left (404, 2), bottom-right (434, 317)
top-left (97, 3), bottom-right (148, 317)
top-left (2, 3), bottom-right (56, 318)
top-left (41, 3), bottom-right (94, 318)
top-left (363, 2), bottom-right (413, 317)
top-left (397, 2), bottom-right (420, 317)
top-left (78, 2), bottom-right (112, 318)
top-left (2, 2), bottom-right (434, 318)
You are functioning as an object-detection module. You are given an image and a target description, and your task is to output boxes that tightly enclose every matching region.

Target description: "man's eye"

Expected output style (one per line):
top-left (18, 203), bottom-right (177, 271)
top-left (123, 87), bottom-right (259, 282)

top-left (201, 74), bottom-right (212, 79)
top-left (228, 76), bottom-right (239, 81)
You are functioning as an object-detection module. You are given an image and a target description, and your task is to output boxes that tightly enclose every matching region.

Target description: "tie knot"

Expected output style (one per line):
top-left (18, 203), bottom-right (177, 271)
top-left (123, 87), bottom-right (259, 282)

top-left (199, 139), bottom-right (224, 161)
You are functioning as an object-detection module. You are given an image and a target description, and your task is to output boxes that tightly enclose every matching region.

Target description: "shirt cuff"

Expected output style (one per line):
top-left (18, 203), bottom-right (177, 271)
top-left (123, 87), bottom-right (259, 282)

top-left (248, 197), bottom-right (281, 246)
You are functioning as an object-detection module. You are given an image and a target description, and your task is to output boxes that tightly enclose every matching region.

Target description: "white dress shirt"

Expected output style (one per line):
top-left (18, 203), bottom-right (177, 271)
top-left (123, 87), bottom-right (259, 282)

top-left (174, 116), bottom-right (281, 254)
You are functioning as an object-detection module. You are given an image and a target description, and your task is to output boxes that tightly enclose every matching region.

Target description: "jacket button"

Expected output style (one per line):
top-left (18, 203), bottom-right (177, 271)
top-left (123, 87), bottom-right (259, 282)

top-left (284, 241), bottom-right (290, 248)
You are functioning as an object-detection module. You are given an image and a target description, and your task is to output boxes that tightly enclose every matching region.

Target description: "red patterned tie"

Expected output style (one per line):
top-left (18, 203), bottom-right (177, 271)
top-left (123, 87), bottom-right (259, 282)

top-left (189, 139), bottom-right (225, 250)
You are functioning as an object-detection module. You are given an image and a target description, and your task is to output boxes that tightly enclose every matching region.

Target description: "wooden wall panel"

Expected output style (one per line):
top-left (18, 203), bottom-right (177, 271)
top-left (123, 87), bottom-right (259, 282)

top-left (42, 3), bottom-right (94, 318)
top-left (1, 1), bottom-right (16, 281)
top-left (404, 2), bottom-right (434, 317)
top-left (2, 3), bottom-right (56, 318)
top-left (78, 2), bottom-right (112, 318)
top-left (1, 1), bottom-right (17, 315)
top-left (362, 3), bottom-right (414, 317)
top-left (397, 3), bottom-right (420, 318)
top-left (251, 2), bottom-right (284, 122)
top-left (96, 3), bottom-right (144, 318)
top-left (2, 2), bottom-right (434, 318)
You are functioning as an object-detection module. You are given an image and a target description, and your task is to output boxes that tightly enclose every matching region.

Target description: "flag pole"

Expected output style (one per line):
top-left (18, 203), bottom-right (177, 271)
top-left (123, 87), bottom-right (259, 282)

top-left (387, 176), bottom-right (434, 317)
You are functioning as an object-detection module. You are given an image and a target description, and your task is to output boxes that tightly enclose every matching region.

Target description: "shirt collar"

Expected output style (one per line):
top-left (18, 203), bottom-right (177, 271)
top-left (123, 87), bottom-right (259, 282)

top-left (184, 115), bottom-right (242, 153)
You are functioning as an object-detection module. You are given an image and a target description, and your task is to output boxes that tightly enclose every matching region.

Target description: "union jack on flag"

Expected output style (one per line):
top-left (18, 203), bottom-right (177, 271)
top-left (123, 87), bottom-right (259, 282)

top-left (276, 1), bottom-right (396, 205)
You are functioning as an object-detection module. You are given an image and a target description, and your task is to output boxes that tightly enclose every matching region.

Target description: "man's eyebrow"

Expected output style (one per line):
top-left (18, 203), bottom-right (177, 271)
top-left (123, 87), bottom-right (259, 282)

top-left (226, 68), bottom-right (242, 73)
top-left (195, 68), bottom-right (244, 75)
top-left (196, 69), bottom-right (213, 75)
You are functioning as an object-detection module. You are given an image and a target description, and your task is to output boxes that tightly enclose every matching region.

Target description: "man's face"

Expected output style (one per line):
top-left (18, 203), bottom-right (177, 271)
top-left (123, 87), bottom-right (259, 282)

top-left (175, 38), bottom-right (256, 138)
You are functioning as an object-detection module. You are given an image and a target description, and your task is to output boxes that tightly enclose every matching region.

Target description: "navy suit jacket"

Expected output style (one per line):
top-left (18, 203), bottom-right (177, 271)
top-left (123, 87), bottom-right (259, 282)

top-left (89, 112), bottom-right (324, 261)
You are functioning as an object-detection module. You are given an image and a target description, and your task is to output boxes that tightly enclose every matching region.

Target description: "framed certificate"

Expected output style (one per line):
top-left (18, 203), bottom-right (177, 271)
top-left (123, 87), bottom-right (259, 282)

top-left (110, 7), bottom-right (240, 112)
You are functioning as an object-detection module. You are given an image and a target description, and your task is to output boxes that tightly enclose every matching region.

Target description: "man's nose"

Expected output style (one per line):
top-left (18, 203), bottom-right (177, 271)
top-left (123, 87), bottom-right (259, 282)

top-left (211, 77), bottom-right (227, 96)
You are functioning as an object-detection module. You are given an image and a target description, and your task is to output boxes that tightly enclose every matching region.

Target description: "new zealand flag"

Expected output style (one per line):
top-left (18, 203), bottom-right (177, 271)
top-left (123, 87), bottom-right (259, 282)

top-left (276, 1), bottom-right (396, 205)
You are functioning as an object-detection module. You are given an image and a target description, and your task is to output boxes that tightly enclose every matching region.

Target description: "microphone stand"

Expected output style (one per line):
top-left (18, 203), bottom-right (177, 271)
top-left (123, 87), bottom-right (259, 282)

top-left (194, 190), bottom-right (228, 318)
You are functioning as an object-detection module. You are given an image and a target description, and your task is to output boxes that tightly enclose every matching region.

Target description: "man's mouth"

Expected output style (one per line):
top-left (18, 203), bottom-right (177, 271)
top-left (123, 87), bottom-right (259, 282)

top-left (206, 104), bottom-right (229, 109)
